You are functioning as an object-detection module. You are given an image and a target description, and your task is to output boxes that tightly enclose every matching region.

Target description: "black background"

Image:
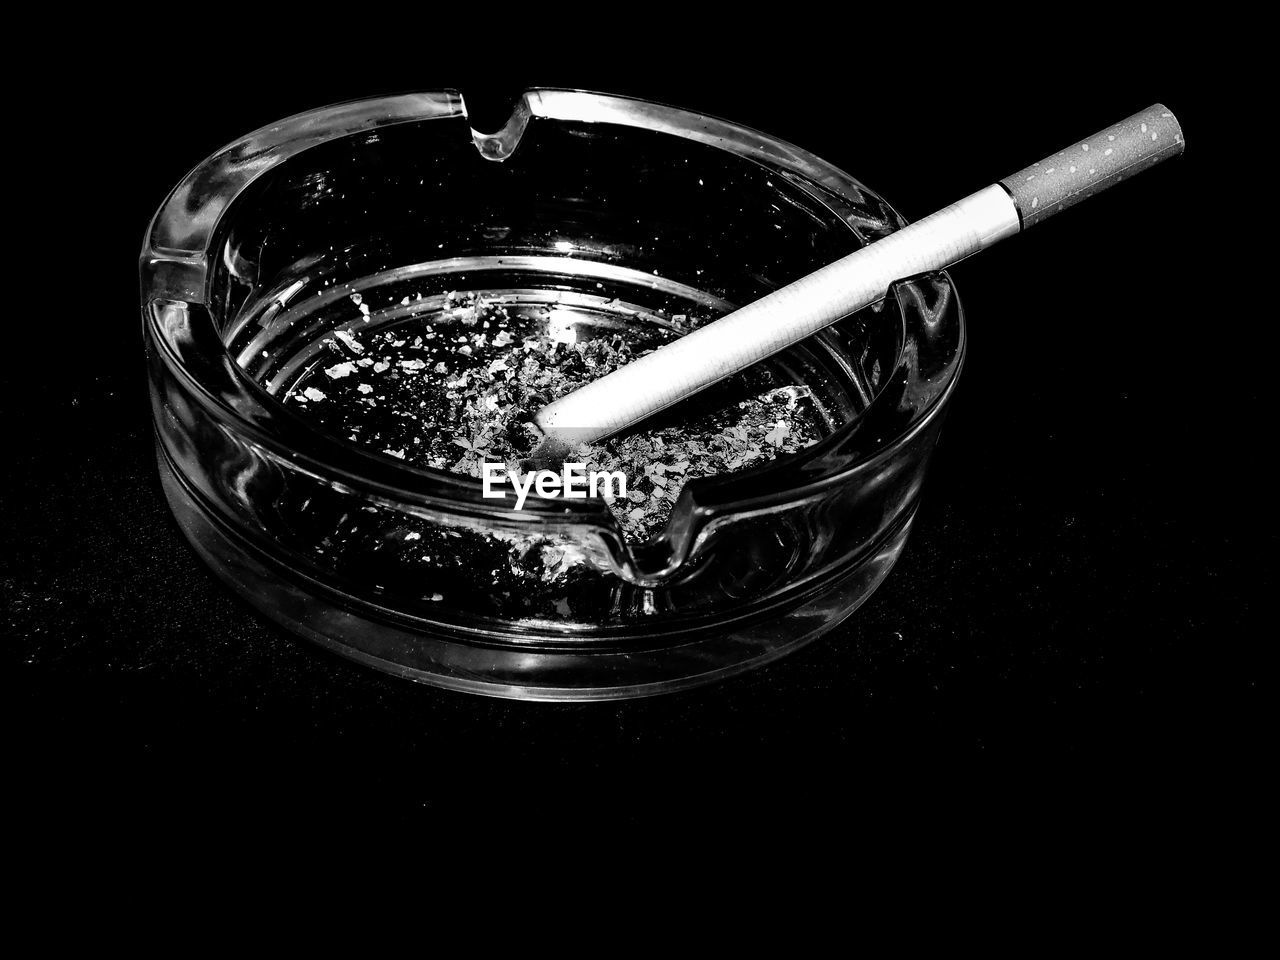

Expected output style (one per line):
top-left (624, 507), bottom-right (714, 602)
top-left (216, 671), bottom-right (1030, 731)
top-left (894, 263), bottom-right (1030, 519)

top-left (7, 26), bottom-right (1267, 826)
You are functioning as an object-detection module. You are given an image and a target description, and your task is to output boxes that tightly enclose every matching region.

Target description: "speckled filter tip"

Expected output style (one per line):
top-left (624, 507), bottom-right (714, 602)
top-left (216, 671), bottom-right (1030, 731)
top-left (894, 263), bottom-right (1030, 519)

top-left (1000, 104), bottom-right (1184, 228)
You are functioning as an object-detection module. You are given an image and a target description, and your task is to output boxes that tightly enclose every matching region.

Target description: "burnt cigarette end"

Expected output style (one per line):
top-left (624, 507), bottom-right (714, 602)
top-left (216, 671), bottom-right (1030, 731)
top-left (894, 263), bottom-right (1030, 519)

top-left (521, 435), bottom-right (574, 472)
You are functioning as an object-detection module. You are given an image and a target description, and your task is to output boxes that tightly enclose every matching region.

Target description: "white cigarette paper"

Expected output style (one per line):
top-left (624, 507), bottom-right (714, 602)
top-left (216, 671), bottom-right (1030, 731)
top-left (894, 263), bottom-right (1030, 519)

top-left (535, 184), bottom-right (1021, 445)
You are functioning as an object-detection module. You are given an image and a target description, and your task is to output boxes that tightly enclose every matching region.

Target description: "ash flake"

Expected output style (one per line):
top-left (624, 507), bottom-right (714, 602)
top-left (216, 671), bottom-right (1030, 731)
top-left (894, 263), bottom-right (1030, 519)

top-left (764, 421), bottom-right (791, 447)
top-left (334, 330), bottom-right (364, 354)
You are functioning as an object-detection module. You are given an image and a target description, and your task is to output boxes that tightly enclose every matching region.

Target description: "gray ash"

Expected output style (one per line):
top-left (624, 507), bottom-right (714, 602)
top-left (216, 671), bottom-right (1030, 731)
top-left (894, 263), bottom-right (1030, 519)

top-left (286, 291), bottom-right (822, 542)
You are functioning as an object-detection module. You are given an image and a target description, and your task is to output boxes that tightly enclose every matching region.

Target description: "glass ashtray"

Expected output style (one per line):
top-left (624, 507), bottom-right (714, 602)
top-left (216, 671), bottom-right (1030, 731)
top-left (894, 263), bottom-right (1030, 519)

top-left (141, 88), bottom-right (964, 700)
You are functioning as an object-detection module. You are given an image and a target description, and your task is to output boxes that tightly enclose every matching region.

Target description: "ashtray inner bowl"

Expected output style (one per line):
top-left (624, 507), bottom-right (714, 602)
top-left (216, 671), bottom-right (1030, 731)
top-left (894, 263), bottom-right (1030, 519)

top-left (143, 90), bottom-right (964, 699)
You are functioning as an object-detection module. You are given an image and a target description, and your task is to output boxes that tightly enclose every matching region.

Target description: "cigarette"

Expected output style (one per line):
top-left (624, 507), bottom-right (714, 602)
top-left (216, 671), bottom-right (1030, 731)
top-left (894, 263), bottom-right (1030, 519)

top-left (535, 104), bottom-right (1184, 446)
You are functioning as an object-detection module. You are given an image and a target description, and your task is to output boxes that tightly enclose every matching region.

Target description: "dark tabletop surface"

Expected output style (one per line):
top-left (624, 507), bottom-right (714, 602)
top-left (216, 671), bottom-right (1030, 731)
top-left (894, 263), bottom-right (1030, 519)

top-left (7, 45), bottom-right (1266, 820)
